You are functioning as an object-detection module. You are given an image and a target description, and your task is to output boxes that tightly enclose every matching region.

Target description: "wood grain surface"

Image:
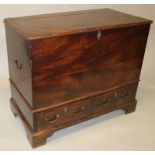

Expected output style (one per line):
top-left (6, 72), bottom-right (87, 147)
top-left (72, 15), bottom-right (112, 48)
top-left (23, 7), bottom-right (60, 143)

top-left (31, 24), bottom-right (150, 109)
top-left (4, 8), bottom-right (152, 39)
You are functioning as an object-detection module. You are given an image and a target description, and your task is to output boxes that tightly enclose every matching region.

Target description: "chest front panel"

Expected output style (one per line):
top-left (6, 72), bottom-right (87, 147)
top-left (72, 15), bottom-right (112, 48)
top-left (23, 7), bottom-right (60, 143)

top-left (31, 24), bottom-right (149, 109)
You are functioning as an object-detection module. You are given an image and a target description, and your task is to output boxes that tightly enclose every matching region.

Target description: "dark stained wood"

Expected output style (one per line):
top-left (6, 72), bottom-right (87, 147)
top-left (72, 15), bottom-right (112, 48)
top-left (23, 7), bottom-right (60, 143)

top-left (10, 99), bottom-right (48, 148)
top-left (4, 8), bottom-right (152, 40)
top-left (36, 98), bottom-right (92, 131)
top-left (5, 24), bottom-right (33, 107)
top-left (31, 24), bottom-right (150, 109)
top-left (10, 82), bottom-right (34, 129)
top-left (93, 83), bottom-right (138, 114)
top-left (10, 83), bottom-right (138, 148)
top-left (4, 8), bottom-right (152, 148)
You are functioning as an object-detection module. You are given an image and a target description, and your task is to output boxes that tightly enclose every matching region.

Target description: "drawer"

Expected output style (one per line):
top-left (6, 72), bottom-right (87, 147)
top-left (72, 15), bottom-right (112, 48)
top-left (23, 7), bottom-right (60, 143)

top-left (67, 98), bottom-right (92, 122)
top-left (93, 91), bottom-right (115, 114)
top-left (36, 98), bottom-right (92, 131)
top-left (93, 84), bottom-right (138, 113)
top-left (36, 105), bottom-right (67, 131)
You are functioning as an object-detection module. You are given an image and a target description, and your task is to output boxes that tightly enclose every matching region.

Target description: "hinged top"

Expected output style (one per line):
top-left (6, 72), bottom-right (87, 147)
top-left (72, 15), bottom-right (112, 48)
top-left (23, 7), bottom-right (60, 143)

top-left (4, 8), bottom-right (152, 40)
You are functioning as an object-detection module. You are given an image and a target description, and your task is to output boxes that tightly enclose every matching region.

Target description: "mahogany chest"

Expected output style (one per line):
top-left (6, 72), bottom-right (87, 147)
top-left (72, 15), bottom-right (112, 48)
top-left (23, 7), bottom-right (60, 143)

top-left (4, 8), bottom-right (152, 148)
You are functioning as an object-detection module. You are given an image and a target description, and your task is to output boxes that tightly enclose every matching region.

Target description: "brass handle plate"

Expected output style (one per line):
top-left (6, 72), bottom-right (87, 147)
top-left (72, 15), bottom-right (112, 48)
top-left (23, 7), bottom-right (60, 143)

top-left (45, 114), bottom-right (60, 124)
top-left (100, 98), bottom-right (109, 105)
top-left (15, 60), bottom-right (23, 70)
top-left (74, 106), bottom-right (85, 115)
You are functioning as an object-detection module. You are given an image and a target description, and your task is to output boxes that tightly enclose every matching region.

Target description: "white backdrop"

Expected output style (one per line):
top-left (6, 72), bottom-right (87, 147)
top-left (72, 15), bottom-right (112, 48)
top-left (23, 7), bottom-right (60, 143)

top-left (0, 4), bottom-right (155, 150)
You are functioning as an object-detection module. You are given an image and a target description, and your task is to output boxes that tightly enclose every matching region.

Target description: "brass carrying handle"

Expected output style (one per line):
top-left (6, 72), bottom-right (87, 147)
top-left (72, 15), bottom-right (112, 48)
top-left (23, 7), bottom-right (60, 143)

top-left (45, 114), bottom-right (60, 124)
top-left (97, 30), bottom-right (102, 40)
top-left (74, 106), bottom-right (85, 115)
top-left (15, 60), bottom-right (23, 70)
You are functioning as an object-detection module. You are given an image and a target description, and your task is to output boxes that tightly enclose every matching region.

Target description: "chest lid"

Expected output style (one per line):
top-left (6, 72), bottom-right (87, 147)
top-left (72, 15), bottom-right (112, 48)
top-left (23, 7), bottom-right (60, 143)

top-left (4, 8), bottom-right (152, 40)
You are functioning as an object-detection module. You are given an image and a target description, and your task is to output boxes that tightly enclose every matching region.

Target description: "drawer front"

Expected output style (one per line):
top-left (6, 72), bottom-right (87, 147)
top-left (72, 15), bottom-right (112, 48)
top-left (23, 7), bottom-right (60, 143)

top-left (115, 83), bottom-right (138, 106)
top-left (93, 91), bottom-right (115, 114)
top-left (36, 83), bottom-right (137, 131)
top-left (31, 24), bottom-right (150, 109)
top-left (36, 98), bottom-right (92, 131)
top-left (93, 83), bottom-right (138, 114)
top-left (66, 98), bottom-right (92, 122)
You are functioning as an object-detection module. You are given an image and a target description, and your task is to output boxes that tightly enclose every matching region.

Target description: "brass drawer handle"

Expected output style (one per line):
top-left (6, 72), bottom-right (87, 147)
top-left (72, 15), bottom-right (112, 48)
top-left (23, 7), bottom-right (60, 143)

top-left (44, 114), bottom-right (60, 124)
top-left (97, 30), bottom-right (102, 40)
top-left (101, 99), bottom-right (109, 105)
top-left (96, 98), bottom-right (109, 107)
top-left (15, 59), bottom-right (23, 70)
top-left (74, 106), bottom-right (85, 115)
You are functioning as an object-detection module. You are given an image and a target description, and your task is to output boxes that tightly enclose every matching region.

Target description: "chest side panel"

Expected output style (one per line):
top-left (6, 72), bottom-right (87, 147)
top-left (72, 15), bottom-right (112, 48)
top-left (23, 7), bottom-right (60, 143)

top-left (31, 24), bottom-right (150, 109)
top-left (5, 24), bottom-right (33, 107)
